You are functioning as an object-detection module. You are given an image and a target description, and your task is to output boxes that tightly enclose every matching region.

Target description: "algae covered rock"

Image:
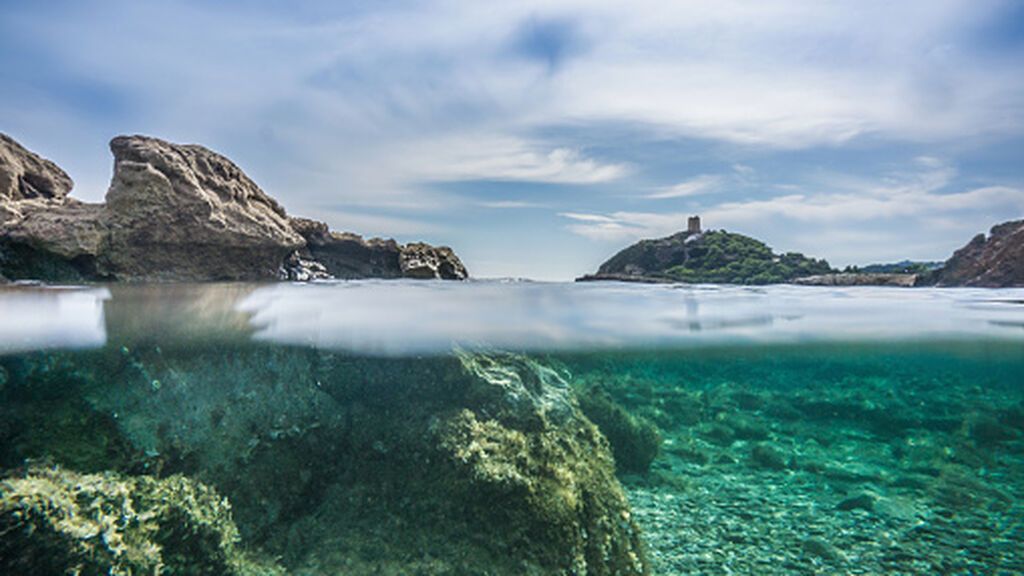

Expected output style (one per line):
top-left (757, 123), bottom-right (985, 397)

top-left (0, 466), bottom-right (281, 576)
top-left (576, 384), bottom-right (662, 474)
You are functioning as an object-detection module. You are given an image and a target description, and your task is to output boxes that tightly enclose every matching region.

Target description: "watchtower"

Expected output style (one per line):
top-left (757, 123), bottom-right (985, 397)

top-left (687, 215), bottom-right (701, 234)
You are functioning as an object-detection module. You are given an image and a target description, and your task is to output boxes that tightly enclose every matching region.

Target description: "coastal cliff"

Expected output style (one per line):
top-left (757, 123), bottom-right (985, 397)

top-left (931, 219), bottom-right (1024, 287)
top-left (0, 133), bottom-right (467, 282)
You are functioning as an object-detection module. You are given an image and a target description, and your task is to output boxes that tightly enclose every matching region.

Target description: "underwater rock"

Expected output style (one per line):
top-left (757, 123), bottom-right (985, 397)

top-left (836, 492), bottom-right (877, 512)
top-left (749, 443), bottom-right (790, 470)
top-left (0, 465), bottom-right (282, 576)
top-left (577, 384), bottom-right (662, 474)
top-left (3, 348), bottom-right (647, 575)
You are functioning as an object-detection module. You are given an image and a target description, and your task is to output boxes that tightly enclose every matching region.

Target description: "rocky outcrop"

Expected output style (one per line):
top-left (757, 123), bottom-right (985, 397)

top-left (793, 273), bottom-right (919, 287)
top-left (291, 216), bottom-right (468, 280)
top-left (101, 136), bottom-right (305, 281)
top-left (400, 242), bottom-right (468, 280)
top-left (932, 219), bottom-right (1024, 287)
top-left (0, 133), bottom-right (73, 220)
top-left (0, 133), bottom-right (468, 282)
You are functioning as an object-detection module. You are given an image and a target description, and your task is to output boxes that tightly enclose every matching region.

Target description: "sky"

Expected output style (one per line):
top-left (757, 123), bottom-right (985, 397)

top-left (2, 0), bottom-right (1023, 280)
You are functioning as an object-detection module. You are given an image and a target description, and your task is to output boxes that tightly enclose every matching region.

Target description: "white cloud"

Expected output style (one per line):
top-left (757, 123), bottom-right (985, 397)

top-left (478, 200), bottom-right (545, 209)
top-left (562, 159), bottom-right (1024, 264)
top-left (647, 175), bottom-right (721, 199)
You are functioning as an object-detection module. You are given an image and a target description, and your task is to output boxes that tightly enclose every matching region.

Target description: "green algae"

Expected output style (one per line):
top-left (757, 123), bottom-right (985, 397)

top-left (0, 466), bottom-right (282, 576)
top-left (0, 347), bottom-right (650, 575)
top-left (576, 383), bottom-right (661, 474)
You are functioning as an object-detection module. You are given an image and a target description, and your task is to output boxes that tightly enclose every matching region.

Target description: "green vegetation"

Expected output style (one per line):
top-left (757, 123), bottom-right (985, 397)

top-left (665, 231), bottom-right (832, 284)
top-left (844, 260), bottom-right (944, 274)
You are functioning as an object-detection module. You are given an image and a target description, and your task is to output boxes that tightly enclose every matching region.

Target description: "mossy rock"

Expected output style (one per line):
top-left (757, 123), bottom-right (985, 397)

top-left (0, 466), bottom-right (282, 576)
top-left (576, 384), bottom-right (662, 474)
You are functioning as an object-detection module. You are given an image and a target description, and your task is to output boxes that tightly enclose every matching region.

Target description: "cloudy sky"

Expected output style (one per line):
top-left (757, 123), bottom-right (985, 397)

top-left (2, 1), bottom-right (1023, 279)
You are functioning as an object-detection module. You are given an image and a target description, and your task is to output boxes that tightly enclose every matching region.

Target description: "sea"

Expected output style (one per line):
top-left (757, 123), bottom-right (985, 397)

top-left (1, 280), bottom-right (1022, 575)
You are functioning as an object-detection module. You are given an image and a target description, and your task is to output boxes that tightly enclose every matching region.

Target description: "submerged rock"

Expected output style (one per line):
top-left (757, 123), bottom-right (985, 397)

top-left (577, 384), bottom-right (662, 474)
top-left (0, 466), bottom-right (282, 575)
top-left (1, 348), bottom-right (647, 575)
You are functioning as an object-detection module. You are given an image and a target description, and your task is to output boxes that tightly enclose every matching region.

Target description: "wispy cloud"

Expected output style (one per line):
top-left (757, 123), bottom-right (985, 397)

top-left (647, 175), bottom-right (721, 199)
top-left (479, 200), bottom-right (545, 209)
top-left (562, 158), bottom-right (1024, 265)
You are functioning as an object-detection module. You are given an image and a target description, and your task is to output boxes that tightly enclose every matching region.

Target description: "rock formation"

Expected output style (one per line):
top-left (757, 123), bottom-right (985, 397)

top-left (0, 133), bottom-right (467, 282)
top-left (1, 466), bottom-right (282, 575)
top-left (1, 348), bottom-right (649, 575)
top-left (931, 219), bottom-right (1024, 287)
top-left (793, 273), bottom-right (919, 287)
top-left (290, 217), bottom-right (467, 280)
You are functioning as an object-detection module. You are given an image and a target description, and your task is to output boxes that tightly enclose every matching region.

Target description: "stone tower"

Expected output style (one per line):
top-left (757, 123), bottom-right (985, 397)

top-left (687, 215), bottom-right (701, 234)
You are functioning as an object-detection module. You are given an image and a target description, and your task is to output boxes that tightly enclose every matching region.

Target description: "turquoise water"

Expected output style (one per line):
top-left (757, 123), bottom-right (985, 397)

top-left (1, 282), bottom-right (1022, 574)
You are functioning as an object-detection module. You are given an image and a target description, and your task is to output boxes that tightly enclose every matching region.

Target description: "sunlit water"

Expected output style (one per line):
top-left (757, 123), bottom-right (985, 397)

top-left (1, 281), bottom-right (1022, 575)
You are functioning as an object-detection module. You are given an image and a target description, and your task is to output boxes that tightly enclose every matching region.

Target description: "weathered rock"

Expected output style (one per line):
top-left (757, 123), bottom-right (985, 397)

top-left (933, 219), bottom-right (1024, 287)
top-left (290, 216), bottom-right (468, 280)
top-left (102, 135), bottom-right (305, 281)
top-left (0, 134), bottom-right (468, 282)
top-left (793, 273), bottom-right (918, 287)
top-left (290, 217), bottom-right (403, 279)
top-left (0, 133), bottom-right (73, 208)
top-left (400, 241), bottom-right (468, 280)
top-left (0, 466), bottom-right (282, 575)
top-left (0, 134), bottom-right (102, 280)
top-left (2, 348), bottom-right (648, 575)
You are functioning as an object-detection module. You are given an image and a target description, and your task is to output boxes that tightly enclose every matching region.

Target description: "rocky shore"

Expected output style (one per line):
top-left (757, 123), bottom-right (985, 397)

top-left (0, 133), bottom-right (466, 283)
top-left (792, 273), bottom-right (919, 287)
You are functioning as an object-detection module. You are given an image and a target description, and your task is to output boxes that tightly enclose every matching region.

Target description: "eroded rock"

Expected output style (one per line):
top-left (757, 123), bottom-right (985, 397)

top-left (0, 134), bottom-right (468, 282)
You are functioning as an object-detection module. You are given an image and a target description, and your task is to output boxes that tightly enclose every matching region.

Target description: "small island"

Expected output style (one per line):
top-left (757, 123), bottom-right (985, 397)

top-left (578, 216), bottom-right (832, 285)
top-left (579, 215), bottom-right (1024, 287)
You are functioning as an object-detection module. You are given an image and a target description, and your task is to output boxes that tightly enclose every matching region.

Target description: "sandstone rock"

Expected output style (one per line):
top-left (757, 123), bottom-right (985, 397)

top-left (0, 134), bottom-right (100, 280)
top-left (0, 133), bottom-right (73, 207)
top-left (102, 135), bottom-right (305, 281)
top-left (933, 219), bottom-right (1024, 287)
top-left (0, 200), bottom-right (108, 281)
top-left (1, 134), bottom-right (468, 282)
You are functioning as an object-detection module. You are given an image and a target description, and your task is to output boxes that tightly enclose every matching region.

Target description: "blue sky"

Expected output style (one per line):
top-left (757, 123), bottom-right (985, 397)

top-left (2, 0), bottom-right (1023, 279)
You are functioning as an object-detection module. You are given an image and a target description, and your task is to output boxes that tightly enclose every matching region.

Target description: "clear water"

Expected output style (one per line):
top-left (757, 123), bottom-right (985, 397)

top-left (1, 281), bottom-right (1023, 575)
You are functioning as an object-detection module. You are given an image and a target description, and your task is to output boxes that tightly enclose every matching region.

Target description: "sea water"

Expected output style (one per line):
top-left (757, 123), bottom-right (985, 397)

top-left (1, 281), bottom-right (1022, 575)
